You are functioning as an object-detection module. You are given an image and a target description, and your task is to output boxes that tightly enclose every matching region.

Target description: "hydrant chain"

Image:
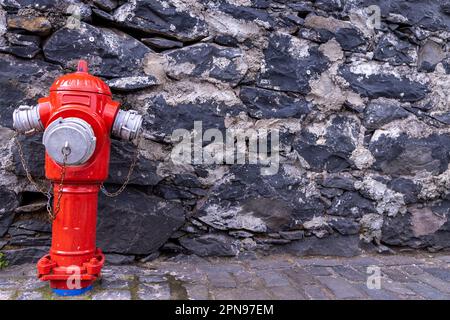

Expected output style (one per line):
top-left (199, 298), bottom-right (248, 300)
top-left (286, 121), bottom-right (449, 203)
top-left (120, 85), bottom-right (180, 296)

top-left (14, 131), bottom-right (67, 221)
top-left (100, 127), bottom-right (143, 198)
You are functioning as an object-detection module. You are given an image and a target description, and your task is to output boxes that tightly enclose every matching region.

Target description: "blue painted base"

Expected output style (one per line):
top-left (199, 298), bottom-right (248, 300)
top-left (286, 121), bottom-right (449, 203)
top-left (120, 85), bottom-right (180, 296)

top-left (52, 285), bottom-right (93, 296)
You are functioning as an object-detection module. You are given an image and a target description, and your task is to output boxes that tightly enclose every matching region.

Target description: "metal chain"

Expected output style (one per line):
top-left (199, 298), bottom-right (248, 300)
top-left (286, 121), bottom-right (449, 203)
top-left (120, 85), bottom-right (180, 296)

top-left (100, 129), bottom-right (143, 197)
top-left (14, 131), bottom-right (67, 221)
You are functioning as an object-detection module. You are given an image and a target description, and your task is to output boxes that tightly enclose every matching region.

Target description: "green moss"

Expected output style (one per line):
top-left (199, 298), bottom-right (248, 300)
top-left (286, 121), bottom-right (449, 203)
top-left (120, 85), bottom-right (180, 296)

top-left (0, 252), bottom-right (8, 269)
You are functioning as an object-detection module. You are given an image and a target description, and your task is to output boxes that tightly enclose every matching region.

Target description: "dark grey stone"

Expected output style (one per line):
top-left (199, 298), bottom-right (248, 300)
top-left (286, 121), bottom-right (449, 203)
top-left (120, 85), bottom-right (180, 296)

top-left (0, 33), bottom-right (40, 59)
top-left (319, 176), bottom-right (356, 191)
top-left (294, 116), bottom-right (360, 172)
top-left (179, 234), bottom-right (239, 257)
top-left (105, 254), bottom-right (135, 265)
top-left (286, 235), bottom-right (362, 257)
top-left (0, 54), bottom-right (61, 128)
top-left (363, 100), bottom-right (410, 130)
top-left (374, 34), bottom-right (416, 66)
top-left (43, 22), bottom-right (151, 78)
top-left (141, 37), bottom-right (183, 50)
top-left (97, 187), bottom-right (185, 255)
top-left (11, 219), bottom-right (51, 233)
top-left (0, 187), bottom-right (19, 237)
top-left (240, 86), bottom-right (312, 119)
top-left (329, 218), bottom-right (360, 235)
top-left (144, 95), bottom-right (245, 141)
top-left (340, 65), bottom-right (429, 102)
top-left (111, 0), bottom-right (208, 41)
top-left (418, 40), bottom-right (446, 72)
top-left (2, 246), bottom-right (49, 265)
top-left (329, 192), bottom-right (376, 218)
top-left (93, 0), bottom-right (118, 12)
top-left (334, 28), bottom-right (365, 52)
top-left (369, 133), bottom-right (450, 175)
top-left (106, 139), bottom-right (162, 186)
top-left (165, 43), bottom-right (246, 86)
top-left (257, 33), bottom-right (329, 94)
top-left (197, 165), bottom-right (326, 233)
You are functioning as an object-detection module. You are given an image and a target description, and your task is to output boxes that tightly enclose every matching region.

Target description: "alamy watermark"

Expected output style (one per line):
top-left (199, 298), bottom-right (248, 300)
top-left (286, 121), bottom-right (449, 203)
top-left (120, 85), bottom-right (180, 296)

top-left (366, 265), bottom-right (382, 290)
top-left (171, 121), bottom-right (280, 176)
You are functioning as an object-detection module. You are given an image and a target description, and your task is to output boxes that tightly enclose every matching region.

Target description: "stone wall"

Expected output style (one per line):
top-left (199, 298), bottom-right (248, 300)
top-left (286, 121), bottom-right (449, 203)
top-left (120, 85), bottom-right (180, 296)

top-left (0, 0), bottom-right (449, 265)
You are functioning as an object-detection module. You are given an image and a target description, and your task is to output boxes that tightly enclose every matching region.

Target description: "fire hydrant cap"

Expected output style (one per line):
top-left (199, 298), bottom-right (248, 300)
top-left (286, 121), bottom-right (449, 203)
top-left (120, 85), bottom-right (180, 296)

top-left (50, 60), bottom-right (112, 95)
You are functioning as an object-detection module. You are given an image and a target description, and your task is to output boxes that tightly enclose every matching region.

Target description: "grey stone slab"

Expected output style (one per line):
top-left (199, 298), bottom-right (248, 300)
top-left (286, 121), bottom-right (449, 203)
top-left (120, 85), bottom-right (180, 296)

top-left (304, 266), bottom-right (332, 276)
top-left (137, 283), bottom-right (171, 300)
top-left (332, 265), bottom-right (367, 282)
top-left (0, 278), bottom-right (20, 290)
top-left (405, 282), bottom-right (450, 300)
top-left (269, 286), bottom-right (306, 300)
top-left (212, 288), bottom-right (272, 300)
top-left (257, 270), bottom-right (291, 287)
top-left (383, 281), bottom-right (417, 296)
top-left (401, 265), bottom-right (425, 276)
top-left (356, 284), bottom-right (400, 300)
top-left (16, 291), bottom-right (44, 300)
top-left (382, 268), bottom-right (414, 282)
top-left (100, 278), bottom-right (130, 290)
top-left (376, 256), bottom-right (424, 266)
top-left (20, 278), bottom-right (47, 291)
top-left (92, 290), bottom-right (131, 300)
top-left (138, 274), bottom-right (168, 284)
top-left (185, 284), bottom-right (209, 300)
top-left (0, 290), bottom-right (15, 300)
top-left (284, 268), bottom-right (317, 286)
top-left (316, 276), bottom-right (366, 299)
top-left (303, 284), bottom-right (331, 300)
top-left (424, 267), bottom-right (450, 282)
top-left (413, 273), bottom-right (450, 294)
top-left (206, 271), bottom-right (237, 288)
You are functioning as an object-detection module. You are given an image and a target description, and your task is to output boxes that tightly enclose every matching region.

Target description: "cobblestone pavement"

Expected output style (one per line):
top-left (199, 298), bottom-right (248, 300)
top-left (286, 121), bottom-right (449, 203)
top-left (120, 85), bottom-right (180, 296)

top-left (0, 252), bottom-right (449, 300)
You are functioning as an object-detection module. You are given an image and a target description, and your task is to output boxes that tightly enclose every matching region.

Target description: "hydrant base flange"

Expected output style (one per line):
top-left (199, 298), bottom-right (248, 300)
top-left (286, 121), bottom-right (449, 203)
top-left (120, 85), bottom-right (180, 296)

top-left (52, 285), bottom-right (93, 297)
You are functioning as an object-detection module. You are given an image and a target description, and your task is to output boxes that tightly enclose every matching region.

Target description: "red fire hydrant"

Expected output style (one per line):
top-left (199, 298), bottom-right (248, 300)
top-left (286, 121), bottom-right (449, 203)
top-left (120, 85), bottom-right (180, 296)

top-left (12, 60), bottom-right (143, 296)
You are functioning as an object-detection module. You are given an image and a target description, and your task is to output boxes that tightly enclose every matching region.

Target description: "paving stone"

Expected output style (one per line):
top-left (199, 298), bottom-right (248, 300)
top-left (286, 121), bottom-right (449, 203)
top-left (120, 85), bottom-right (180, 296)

top-left (139, 274), bottom-right (168, 283)
top-left (284, 268), bottom-right (317, 287)
top-left (20, 278), bottom-right (47, 290)
top-left (137, 283), bottom-right (171, 300)
top-left (412, 273), bottom-right (450, 294)
top-left (316, 276), bottom-right (366, 299)
top-left (212, 288), bottom-right (272, 300)
top-left (16, 291), bottom-right (44, 300)
top-left (185, 284), bottom-right (209, 300)
top-left (257, 270), bottom-right (291, 287)
top-left (382, 268), bottom-right (414, 282)
top-left (269, 286), bottom-right (306, 300)
top-left (0, 278), bottom-right (20, 290)
top-left (0, 290), bottom-right (14, 300)
top-left (401, 265), bottom-right (425, 276)
top-left (405, 282), bottom-right (450, 300)
top-left (295, 258), bottom-right (342, 267)
top-left (303, 284), bottom-right (331, 300)
top-left (207, 271), bottom-right (237, 288)
top-left (356, 284), bottom-right (400, 300)
top-left (304, 266), bottom-right (332, 276)
top-left (424, 268), bottom-right (450, 282)
top-left (436, 255), bottom-right (450, 263)
top-left (332, 265), bottom-right (367, 282)
top-left (383, 281), bottom-right (417, 296)
top-left (100, 278), bottom-right (130, 290)
top-left (248, 259), bottom-right (293, 270)
top-left (92, 290), bottom-right (131, 300)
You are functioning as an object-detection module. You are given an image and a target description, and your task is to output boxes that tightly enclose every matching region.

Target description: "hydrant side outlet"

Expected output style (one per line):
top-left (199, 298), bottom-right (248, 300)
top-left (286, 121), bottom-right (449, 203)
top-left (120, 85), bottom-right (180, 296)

top-left (13, 60), bottom-right (143, 295)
